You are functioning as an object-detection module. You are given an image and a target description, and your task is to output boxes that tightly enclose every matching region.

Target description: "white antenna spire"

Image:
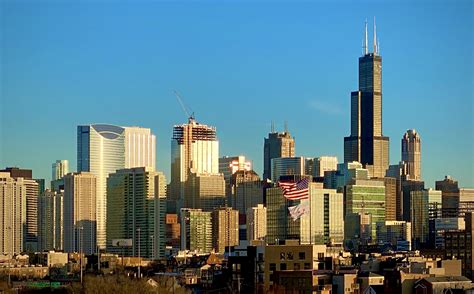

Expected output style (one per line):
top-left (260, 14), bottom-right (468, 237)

top-left (364, 18), bottom-right (368, 55)
top-left (373, 16), bottom-right (378, 55)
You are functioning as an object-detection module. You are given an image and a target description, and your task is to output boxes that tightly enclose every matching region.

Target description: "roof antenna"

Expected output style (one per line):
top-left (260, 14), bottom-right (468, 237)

top-left (284, 120), bottom-right (288, 133)
top-left (364, 18), bottom-right (368, 55)
top-left (373, 16), bottom-right (378, 55)
top-left (271, 121), bottom-right (275, 133)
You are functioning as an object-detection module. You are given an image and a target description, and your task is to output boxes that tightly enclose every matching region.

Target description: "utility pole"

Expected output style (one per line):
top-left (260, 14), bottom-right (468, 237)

top-left (97, 246), bottom-right (100, 274)
top-left (150, 235), bottom-right (154, 260)
top-left (137, 227), bottom-right (141, 278)
top-left (80, 226), bottom-right (84, 285)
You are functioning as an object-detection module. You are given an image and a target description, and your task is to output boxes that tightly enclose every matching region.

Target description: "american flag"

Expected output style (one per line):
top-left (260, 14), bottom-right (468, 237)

top-left (278, 178), bottom-right (309, 200)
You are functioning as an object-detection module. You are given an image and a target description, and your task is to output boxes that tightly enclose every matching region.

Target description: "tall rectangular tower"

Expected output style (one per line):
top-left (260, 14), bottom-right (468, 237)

top-left (0, 172), bottom-right (27, 255)
top-left (402, 129), bottom-right (421, 180)
top-left (52, 160), bottom-right (69, 181)
top-left (263, 129), bottom-right (295, 181)
top-left (212, 207), bottom-right (239, 253)
top-left (64, 172), bottom-right (97, 255)
top-left (0, 167), bottom-right (39, 252)
top-left (344, 21), bottom-right (389, 178)
top-left (106, 167), bottom-right (166, 259)
top-left (38, 189), bottom-right (64, 251)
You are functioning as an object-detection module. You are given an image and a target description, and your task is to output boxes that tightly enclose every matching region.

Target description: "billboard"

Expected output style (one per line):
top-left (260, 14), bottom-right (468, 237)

top-left (112, 239), bottom-right (133, 247)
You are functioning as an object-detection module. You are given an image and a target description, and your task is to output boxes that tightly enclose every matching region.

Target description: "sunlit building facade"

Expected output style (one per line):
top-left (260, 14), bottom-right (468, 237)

top-left (263, 130), bottom-right (295, 181)
top-left (212, 207), bottom-right (239, 253)
top-left (106, 167), bottom-right (166, 258)
top-left (0, 172), bottom-right (27, 255)
top-left (247, 204), bottom-right (267, 242)
top-left (402, 129), bottom-right (421, 181)
top-left (344, 179), bottom-right (386, 242)
top-left (313, 156), bottom-right (338, 177)
top-left (185, 173), bottom-right (226, 211)
top-left (38, 189), bottom-right (63, 251)
top-left (64, 172), bottom-right (97, 254)
top-left (266, 179), bottom-right (343, 245)
top-left (180, 208), bottom-right (213, 253)
top-left (230, 170), bottom-right (263, 216)
top-left (0, 167), bottom-right (39, 252)
top-left (219, 155), bottom-right (252, 184)
top-left (410, 189), bottom-right (442, 249)
top-left (271, 157), bottom-right (305, 183)
top-left (52, 160), bottom-right (69, 181)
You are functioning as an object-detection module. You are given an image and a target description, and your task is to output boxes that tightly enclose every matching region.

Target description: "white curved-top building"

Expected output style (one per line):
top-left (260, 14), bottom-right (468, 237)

top-left (77, 124), bottom-right (156, 249)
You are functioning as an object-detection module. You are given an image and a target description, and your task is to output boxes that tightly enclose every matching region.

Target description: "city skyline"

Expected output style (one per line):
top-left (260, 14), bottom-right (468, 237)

top-left (1, 1), bottom-right (473, 188)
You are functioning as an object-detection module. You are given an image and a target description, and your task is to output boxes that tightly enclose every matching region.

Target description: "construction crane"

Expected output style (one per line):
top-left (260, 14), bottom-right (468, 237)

top-left (174, 90), bottom-right (195, 121)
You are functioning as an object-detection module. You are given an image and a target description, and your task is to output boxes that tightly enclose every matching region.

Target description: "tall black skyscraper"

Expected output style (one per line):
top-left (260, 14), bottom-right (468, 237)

top-left (263, 124), bottom-right (295, 181)
top-left (344, 19), bottom-right (389, 178)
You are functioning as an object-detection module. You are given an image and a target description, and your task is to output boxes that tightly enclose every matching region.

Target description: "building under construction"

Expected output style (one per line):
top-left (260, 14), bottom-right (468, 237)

top-left (169, 117), bottom-right (220, 213)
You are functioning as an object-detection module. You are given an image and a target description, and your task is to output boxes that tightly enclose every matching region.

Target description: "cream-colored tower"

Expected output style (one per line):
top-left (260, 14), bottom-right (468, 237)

top-left (402, 129), bottom-right (421, 181)
top-left (0, 172), bottom-right (27, 255)
top-left (64, 172), bottom-right (97, 254)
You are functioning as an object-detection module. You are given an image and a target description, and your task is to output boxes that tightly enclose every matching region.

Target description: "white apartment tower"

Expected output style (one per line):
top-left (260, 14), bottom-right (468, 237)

top-left (64, 172), bottom-right (97, 254)
top-left (0, 172), bottom-right (27, 255)
top-left (38, 189), bottom-right (64, 251)
top-left (313, 156), bottom-right (338, 177)
top-left (247, 204), bottom-right (267, 241)
top-left (52, 160), bottom-right (69, 181)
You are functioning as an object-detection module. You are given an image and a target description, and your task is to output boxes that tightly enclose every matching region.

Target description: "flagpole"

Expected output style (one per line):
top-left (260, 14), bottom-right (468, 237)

top-left (309, 177), bottom-right (312, 245)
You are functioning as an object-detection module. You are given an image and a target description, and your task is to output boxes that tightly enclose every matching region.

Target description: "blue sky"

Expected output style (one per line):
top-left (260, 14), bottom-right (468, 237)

top-left (1, 0), bottom-right (473, 187)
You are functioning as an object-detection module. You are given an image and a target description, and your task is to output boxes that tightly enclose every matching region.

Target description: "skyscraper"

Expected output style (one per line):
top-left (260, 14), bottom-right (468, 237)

top-left (185, 173), bottom-right (226, 211)
top-left (344, 20), bottom-right (389, 178)
top-left (106, 167), bottom-right (166, 259)
top-left (271, 157), bottom-right (305, 183)
top-left (266, 179), bottom-right (344, 245)
top-left (219, 155), bottom-right (252, 184)
top-left (170, 118), bottom-right (219, 211)
top-left (383, 177), bottom-right (398, 221)
top-left (219, 155), bottom-right (252, 203)
top-left (77, 124), bottom-right (156, 248)
top-left (402, 129), bottom-right (421, 180)
top-left (435, 176), bottom-right (474, 215)
top-left (313, 156), bottom-right (338, 177)
top-left (38, 189), bottom-right (64, 251)
top-left (263, 129), bottom-right (295, 181)
top-left (402, 179), bottom-right (425, 221)
top-left (64, 172), bottom-right (97, 255)
top-left (230, 170), bottom-right (263, 216)
top-left (344, 178), bottom-right (386, 243)
top-left (0, 167), bottom-right (39, 252)
top-left (52, 160), bottom-right (69, 181)
top-left (180, 208), bottom-right (213, 253)
top-left (410, 189), bottom-right (442, 249)
top-left (247, 204), bottom-right (267, 242)
top-left (0, 172), bottom-right (27, 254)
top-left (212, 207), bottom-right (239, 253)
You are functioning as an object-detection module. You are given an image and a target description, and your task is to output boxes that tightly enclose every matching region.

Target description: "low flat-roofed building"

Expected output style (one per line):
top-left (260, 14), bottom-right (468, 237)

top-left (414, 276), bottom-right (474, 294)
top-left (264, 241), bottom-right (327, 290)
